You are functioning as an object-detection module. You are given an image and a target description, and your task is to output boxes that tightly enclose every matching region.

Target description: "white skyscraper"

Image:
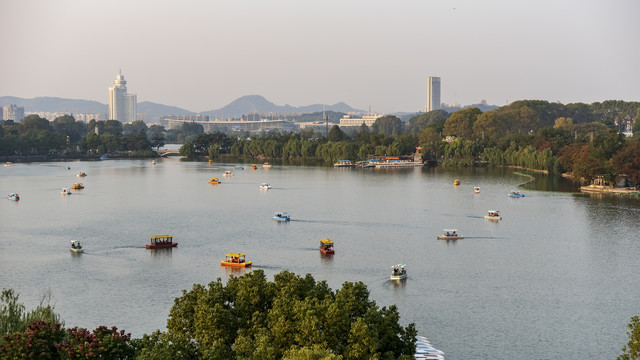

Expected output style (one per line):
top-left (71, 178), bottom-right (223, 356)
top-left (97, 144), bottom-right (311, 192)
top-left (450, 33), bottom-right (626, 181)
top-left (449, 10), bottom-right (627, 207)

top-left (426, 76), bottom-right (441, 112)
top-left (108, 72), bottom-right (137, 123)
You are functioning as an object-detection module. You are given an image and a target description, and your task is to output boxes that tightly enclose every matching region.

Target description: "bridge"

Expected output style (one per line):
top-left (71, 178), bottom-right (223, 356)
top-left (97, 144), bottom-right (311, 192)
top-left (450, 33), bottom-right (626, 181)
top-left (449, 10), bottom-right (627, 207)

top-left (156, 149), bottom-right (181, 156)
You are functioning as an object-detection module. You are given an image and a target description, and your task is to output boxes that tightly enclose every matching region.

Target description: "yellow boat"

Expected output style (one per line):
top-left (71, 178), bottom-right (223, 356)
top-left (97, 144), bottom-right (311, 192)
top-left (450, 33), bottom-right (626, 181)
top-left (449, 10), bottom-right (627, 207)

top-left (251, 164), bottom-right (257, 170)
top-left (208, 177), bottom-right (221, 184)
top-left (71, 182), bottom-right (84, 190)
top-left (453, 179), bottom-right (460, 186)
top-left (221, 253), bottom-right (252, 268)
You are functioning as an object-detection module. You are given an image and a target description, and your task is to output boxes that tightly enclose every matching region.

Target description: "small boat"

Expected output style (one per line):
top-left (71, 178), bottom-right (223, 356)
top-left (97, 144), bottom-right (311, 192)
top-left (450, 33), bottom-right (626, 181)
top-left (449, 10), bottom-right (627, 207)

top-left (273, 211), bottom-right (290, 221)
top-left (99, 155), bottom-right (109, 160)
top-left (263, 162), bottom-right (271, 168)
top-left (437, 229), bottom-right (463, 240)
top-left (8, 193), bottom-right (19, 201)
top-left (77, 171), bottom-right (87, 177)
top-left (390, 264), bottom-right (407, 280)
top-left (484, 210), bottom-right (502, 220)
top-left (220, 253), bottom-right (252, 268)
top-left (70, 240), bottom-right (83, 253)
top-left (152, 160), bottom-right (156, 165)
top-left (146, 235), bottom-right (178, 249)
top-left (71, 182), bottom-right (84, 190)
top-left (208, 177), bottom-right (221, 184)
top-left (319, 238), bottom-right (335, 254)
top-left (334, 160), bottom-right (355, 168)
top-left (507, 190), bottom-right (525, 198)
top-left (453, 179), bottom-right (460, 186)
top-left (208, 159), bottom-right (213, 164)
top-left (60, 188), bottom-right (72, 195)
top-left (234, 166), bottom-right (244, 170)
top-left (223, 170), bottom-right (233, 177)
top-left (414, 335), bottom-right (445, 358)
top-left (260, 183), bottom-right (271, 190)
top-left (4, 162), bottom-right (13, 167)
top-left (474, 186), bottom-right (480, 193)
top-left (251, 164), bottom-right (258, 170)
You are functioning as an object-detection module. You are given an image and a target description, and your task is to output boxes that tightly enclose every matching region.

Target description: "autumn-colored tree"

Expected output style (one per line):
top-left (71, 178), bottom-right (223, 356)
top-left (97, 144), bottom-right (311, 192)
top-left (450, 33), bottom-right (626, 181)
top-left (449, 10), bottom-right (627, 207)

top-left (612, 140), bottom-right (640, 187)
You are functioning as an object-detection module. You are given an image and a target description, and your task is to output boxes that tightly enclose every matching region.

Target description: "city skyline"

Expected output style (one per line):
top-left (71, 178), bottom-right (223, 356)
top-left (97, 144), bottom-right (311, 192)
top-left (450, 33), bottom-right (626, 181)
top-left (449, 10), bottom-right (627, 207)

top-left (1, 0), bottom-right (639, 114)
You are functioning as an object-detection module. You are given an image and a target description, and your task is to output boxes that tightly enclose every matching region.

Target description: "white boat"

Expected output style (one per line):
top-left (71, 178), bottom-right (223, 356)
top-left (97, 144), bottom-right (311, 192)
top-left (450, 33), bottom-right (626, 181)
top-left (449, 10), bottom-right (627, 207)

top-left (60, 188), bottom-right (72, 195)
top-left (474, 186), bottom-right (480, 193)
top-left (263, 162), bottom-right (272, 168)
top-left (8, 193), bottom-right (20, 201)
top-left (4, 162), bottom-right (13, 167)
top-left (437, 229), bottom-right (463, 240)
top-left (152, 160), bottom-right (156, 165)
top-left (260, 183), bottom-right (271, 190)
top-left (390, 264), bottom-right (407, 280)
top-left (414, 335), bottom-right (445, 359)
top-left (70, 240), bottom-right (83, 253)
top-left (223, 170), bottom-right (233, 177)
top-left (484, 210), bottom-right (502, 220)
top-left (334, 160), bottom-right (355, 167)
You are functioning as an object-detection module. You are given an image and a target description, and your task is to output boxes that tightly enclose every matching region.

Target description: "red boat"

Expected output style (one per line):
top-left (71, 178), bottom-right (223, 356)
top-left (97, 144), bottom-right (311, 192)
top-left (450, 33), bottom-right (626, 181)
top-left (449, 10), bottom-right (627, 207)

top-left (146, 235), bottom-right (178, 249)
top-left (320, 238), bottom-right (334, 254)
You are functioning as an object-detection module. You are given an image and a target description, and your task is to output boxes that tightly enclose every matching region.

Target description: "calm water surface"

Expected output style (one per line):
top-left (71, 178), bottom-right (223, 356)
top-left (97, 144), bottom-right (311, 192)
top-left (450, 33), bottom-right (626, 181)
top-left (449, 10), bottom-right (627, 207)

top-left (2, 159), bottom-right (640, 359)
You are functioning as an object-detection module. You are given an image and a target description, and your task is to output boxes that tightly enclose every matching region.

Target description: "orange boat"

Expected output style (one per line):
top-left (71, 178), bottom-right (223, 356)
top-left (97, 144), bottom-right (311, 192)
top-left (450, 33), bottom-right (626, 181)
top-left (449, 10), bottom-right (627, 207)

top-left (220, 253), bottom-right (252, 268)
top-left (208, 177), bottom-right (221, 184)
top-left (71, 182), bottom-right (84, 190)
top-left (146, 235), bottom-right (178, 249)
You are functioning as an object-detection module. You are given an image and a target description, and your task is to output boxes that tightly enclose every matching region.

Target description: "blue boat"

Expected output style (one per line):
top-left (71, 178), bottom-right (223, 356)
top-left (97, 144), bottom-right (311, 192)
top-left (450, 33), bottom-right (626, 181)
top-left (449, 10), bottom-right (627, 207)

top-left (507, 191), bottom-right (525, 198)
top-left (100, 155), bottom-right (109, 160)
top-left (273, 211), bottom-right (290, 221)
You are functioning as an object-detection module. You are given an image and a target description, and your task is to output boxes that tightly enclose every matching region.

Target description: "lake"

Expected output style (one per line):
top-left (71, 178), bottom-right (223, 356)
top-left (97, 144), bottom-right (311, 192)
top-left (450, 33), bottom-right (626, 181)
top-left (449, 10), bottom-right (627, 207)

top-left (2, 159), bottom-right (639, 359)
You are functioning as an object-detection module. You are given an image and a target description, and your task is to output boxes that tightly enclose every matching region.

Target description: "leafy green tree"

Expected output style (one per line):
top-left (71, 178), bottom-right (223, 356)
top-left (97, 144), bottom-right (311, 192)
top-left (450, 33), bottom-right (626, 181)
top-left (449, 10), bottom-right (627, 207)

top-left (208, 143), bottom-right (220, 159)
top-left (123, 120), bottom-right (147, 134)
top-left (0, 289), bottom-right (25, 336)
top-left (406, 110), bottom-right (449, 134)
top-left (52, 115), bottom-right (86, 144)
top-left (161, 270), bottom-right (416, 359)
top-left (371, 116), bottom-right (404, 136)
top-left (443, 107), bottom-right (482, 139)
top-left (103, 119), bottom-right (124, 136)
top-left (179, 141), bottom-right (195, 159)
top-left (619, 315), bottom-right (640, 360)
top-left (19, 115), bottom-right (53, 133)
top-left (554, 117), bottom-right (573, 129)
top-left (327, 125), bottom-right (347, 142)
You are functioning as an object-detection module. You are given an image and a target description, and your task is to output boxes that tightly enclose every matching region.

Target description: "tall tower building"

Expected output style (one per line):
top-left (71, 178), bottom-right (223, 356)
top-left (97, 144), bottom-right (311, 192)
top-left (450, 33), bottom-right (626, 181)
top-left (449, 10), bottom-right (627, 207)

top-left (426, 76), bottom-right (441, 112)
top-left (108, 71), bottom-right (137, 123)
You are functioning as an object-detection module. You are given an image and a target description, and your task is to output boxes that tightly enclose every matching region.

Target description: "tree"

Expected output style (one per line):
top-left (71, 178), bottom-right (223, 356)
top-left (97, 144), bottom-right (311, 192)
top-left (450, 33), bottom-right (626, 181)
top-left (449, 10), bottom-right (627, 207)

top-left (406, 110), bottom-right (449, 134)
top-left (554, 117), bottom-right (573, 129)
top-left (179, 141), bottom-right (195, 159)
top-left (327, 125), bottom-right (347, 142)
top-left (161, 270), bottom-right (416, 359)
top-left (612, 140), bottom-right (640, 187)
top-left (443, 107), bottom-right (482, 139)
top-left (103, 119), bottom-right (124, 136)
top-left (618, 315), bottom-right (640, 360)
top-left (371, 116), bottom-right (404, 136)
top-left (123, 120), bottom-right (147, 134)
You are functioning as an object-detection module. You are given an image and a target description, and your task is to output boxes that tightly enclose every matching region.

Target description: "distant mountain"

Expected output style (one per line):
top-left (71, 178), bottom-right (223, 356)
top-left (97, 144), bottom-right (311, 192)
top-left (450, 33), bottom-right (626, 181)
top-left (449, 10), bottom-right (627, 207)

top-left (0, 96), bottom-right (107, 114)
top-left (137, 101), bottom-right (194, 119)
top-left (0, 95), bottom-right (363, 122)
top-left (201, 95), bottom-right (363, 120)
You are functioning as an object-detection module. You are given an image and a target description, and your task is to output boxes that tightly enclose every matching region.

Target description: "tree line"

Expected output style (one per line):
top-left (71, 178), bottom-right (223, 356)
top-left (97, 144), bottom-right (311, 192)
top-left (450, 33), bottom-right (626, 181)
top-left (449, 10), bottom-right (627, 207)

top-left (1, 270), bottom-right (417, 359)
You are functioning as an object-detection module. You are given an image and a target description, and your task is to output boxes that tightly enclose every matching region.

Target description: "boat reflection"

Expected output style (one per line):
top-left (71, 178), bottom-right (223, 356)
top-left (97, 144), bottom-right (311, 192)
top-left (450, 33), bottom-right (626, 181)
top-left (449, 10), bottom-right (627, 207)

top-left (149, 248), bottom-right (173, 258)
top-left (222, 266), bottom-right (250, 276)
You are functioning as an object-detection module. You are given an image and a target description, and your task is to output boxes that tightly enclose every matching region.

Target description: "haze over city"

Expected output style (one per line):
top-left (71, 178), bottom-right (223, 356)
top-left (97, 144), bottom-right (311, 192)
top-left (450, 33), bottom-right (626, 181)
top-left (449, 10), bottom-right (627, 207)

top-left (1, 0), bottom-right (639, 114)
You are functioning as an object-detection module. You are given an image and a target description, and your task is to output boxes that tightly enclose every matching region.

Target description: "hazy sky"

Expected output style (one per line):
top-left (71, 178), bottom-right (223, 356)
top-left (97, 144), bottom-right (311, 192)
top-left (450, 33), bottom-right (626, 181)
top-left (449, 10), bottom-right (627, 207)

top-left (1, 0), bottom-right (639, 114)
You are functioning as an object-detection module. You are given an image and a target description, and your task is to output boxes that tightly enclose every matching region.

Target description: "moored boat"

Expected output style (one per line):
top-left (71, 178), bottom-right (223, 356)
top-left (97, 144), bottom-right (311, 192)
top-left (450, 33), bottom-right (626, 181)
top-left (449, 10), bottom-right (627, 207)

top-left (273, 211), bottom-right (290, 221)
top-left (414, 335), bottom-right (445, 359)
top-left (319, 238), bottom-right (335, 254)
top-left (507, 190), bottom-right (525, 198)
top-left (260, 183), bottom-right (271, 190)
top-left (8, 193), bottom-right (19, 201)
top-left (334, 160), bottom-right (355, 168)
top-left (390, 264), bottom-right (407, 280)
top-left (77, 171), bottom-right (87, 177)
top-left (484, 210), bottom-right (502, 220)
top-left (437, 229), bottom-right (463, 240)
top-left (208, 177), bottom-right (221, 184)
top-left (146, 235), bottom-right (178, 249)
top-left (220, 253), bottom-right (252, 268)
top-left (70, 240), bottom-right (83, 253)
top-left (71, 182), bottom-right (84, 190)
top-left (60, 188), bottom-right (72, 195)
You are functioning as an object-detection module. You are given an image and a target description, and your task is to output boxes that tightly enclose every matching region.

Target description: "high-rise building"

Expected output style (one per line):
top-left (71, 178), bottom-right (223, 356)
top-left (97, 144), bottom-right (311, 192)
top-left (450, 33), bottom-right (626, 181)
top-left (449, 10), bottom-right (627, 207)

top-left (3, 104), bottom-right (25, 122)
top-left (426, 76), bottom-right (441, 112)
top-left (108, 72), bottom-right (137, 123)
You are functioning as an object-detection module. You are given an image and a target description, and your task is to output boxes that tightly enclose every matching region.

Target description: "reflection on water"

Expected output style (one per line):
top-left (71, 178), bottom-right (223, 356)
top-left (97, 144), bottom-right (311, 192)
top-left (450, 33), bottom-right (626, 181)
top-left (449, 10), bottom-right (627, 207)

top-left (2, 160), bottom-right (639, 359)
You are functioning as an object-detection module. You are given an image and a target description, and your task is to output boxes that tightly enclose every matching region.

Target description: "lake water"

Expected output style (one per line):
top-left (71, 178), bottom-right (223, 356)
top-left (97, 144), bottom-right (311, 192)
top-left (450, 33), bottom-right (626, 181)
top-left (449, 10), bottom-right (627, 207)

top-left (2, 159), bottom-right (640, 359)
